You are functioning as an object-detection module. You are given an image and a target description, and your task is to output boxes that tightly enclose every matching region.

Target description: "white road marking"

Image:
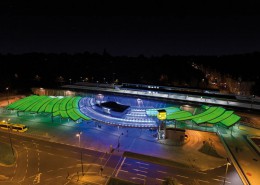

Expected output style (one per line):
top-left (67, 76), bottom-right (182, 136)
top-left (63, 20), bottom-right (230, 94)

top-left (137, 173), bottom-right (147, 177)
top-left (157, 170), bottom-right (167, 174)
top-left (132, 177), bottom-right (145, 181)
top-left (136, 161), bottom-right (149, 166)
top-left (133, 169), bottom-right (148, 173)
top-left (120, 170), bottom-right (128, 173)
top-left (196, 171), bottom-right (207, 174)
top-left (139, 166), bottom-right (149, 170)
top-left (198, 179), bottom-right (210, 183)
top-left (176, 174), bottom-right (189, 178)
top-left (115, 157), bottom-right (126, 177)
top-left (213, 178), bottom-right (231, 183)
top-left (156, 178), bottom-right (165, 181)
top-left (47, 170), bottom-right (54, 172)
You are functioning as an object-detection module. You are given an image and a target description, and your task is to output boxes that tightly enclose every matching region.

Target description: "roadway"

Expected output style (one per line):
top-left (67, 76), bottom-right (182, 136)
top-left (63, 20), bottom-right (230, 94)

top-left (114, 157), bottom-right (242, 185)
top-left (0, 131), bottom-right (120, 185)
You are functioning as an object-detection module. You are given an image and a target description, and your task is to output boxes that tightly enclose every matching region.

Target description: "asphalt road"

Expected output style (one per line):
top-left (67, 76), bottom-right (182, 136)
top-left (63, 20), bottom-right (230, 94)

top-left (0, 131), bottom-right (120, 185)
top-left (115, 157), bottom-right (243, 185)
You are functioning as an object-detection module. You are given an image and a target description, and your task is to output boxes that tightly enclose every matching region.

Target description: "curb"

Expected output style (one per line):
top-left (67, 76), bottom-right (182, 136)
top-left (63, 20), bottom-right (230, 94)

top-left (217, 132), bottom-right (250, 185)
top-left (245, 135), bottom-right (260, 155)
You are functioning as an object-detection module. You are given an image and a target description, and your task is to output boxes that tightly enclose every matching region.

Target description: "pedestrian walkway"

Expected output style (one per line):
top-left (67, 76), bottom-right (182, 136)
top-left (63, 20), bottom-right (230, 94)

top-left (220, 125), bottom-right (260, 185)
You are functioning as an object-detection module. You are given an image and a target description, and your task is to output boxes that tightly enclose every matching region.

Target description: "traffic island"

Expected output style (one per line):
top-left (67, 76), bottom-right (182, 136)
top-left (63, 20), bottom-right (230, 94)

top-left (68, 171), bottom-right (108, 184)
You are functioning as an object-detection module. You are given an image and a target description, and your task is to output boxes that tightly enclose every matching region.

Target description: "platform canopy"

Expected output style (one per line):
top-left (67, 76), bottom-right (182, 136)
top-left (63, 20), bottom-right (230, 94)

top-left (7, 95), bottom-right (91, 121)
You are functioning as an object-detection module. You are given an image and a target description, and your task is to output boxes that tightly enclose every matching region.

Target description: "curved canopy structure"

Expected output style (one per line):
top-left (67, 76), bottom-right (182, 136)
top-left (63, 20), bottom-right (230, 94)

top-left (7, 95), bottom-right (90, 121)
top-left (7, 95), bottom-right (240, 128)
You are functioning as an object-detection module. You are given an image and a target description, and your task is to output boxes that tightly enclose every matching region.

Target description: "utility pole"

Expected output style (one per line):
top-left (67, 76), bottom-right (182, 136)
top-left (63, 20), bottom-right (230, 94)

top-left (6, 87), bottom-right (10, 105)
top-left (223, 158), bottom-right (231, 185)
top-left (76, 132), bottom-right (84, 175)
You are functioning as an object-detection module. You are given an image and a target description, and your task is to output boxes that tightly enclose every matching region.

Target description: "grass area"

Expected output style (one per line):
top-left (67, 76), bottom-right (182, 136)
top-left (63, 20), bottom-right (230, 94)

top-left (107, 177), bottom-right (140, 185)
top-left (0, 142), bottom-right (15, 165)
top-left (124, 151), bottom-right (191, 170)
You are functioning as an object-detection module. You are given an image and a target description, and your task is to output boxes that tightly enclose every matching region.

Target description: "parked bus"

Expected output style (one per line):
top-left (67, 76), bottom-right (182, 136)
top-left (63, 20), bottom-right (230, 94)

top-left (10, 124), bottom-right (28, 132)
top-left (0, 121), bottom-right (28, 132)
top-left (0, 121), bottom-right (12, 130)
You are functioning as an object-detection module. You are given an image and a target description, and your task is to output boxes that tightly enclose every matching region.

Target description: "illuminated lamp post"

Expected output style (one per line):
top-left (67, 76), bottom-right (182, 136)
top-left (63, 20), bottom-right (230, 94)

top-left (6, 87), bottom-right (9, 105)
top-left (6, 119), bottom-right (14, 157)
top-left (223, 158), bottom-right (231, 185)
top-left (76, 132), bottom-right (84, 175)
top-left (117, 132), bottom-right (123, 152)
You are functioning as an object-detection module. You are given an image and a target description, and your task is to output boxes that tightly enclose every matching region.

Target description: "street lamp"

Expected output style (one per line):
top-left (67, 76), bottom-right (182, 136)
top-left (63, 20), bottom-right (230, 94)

top-left (6, 119), bottom-right (14, 157)
top-left (76, 132), bottom-right (84, 175)
top-left (69, 79), bottom-right (72, 84)
top-left (117, 133), bottom-right (123, 152)
top-left (223, 158), bottom-right (231, 185)
top-left (6, 87), bottom-right (9, 105)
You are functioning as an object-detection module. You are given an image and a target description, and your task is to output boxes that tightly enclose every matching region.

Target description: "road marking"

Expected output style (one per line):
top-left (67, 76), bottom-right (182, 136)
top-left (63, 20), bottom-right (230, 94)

top-left (176, 175), bottom-right (189, 178)
top-left (196, 171), bottom-right (207, 174)
top-left (124, 163), bottom-right (132, 165)
top-left (115, 157), bottom-right (126, 177)
top-left (131, 177), bottom-right (145, 181)
top-left (157, 170), bottom-right (167, 174)
top-left (198, 179), bottom-right (210, 183)
top-left (133, 169), bottom-right (148, 173)
top-left (156, 178), bottom-right (165, 181)
top-left (137, 173), bottom-right (147, 177)
top-left (136, 161), bottom-right (149, 166)
top-left (47, 170), bottom-right (54, 172)
top-left (120, 170), bottom-right (128, 173)
top-left (47, 153), bottom-right (54, 155)
top-left (213, 178), bottom-right (231, 183)
top-left (218, 176), bottom-right (228, 179)
top-left (139, 166), bottom-right (149, 170)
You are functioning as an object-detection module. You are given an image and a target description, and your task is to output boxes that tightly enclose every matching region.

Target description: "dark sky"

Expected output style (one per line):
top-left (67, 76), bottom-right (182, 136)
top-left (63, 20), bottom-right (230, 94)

top-left (1, 16), bottom-right (260, 56)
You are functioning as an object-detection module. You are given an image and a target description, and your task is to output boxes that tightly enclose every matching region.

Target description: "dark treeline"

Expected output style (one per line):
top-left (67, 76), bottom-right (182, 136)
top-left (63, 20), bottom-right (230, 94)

top-left (0, 51), bottom-right (259, 95)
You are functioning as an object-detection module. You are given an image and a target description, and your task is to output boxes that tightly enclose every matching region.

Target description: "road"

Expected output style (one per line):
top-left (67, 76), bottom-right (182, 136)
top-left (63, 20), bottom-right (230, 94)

top-left (0, 131), bottom-right (120, 185)
top-left (115, 157), bottom-right (243, 185)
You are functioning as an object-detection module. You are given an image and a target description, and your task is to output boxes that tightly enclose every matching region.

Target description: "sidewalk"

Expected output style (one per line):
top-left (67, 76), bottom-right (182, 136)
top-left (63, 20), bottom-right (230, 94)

top-left (220, 125), bottom-right (260, 185)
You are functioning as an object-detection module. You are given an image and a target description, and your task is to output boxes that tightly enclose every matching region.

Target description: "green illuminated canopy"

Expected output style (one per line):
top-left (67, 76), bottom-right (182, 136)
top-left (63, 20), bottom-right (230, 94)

top-left (7, 95), bottom-right (90, 122)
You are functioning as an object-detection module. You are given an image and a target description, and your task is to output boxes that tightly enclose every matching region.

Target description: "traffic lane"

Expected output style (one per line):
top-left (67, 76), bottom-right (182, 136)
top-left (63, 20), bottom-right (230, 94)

top-left (118, 158), bottom-right (241, 185)
top-left (0, 131), bottom-right (104, 162)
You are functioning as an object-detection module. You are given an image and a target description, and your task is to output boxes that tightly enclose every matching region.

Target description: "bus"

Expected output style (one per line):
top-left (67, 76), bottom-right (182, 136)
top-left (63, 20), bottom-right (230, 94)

top-left (0, 121), bottom-right (28, 132)
top-left (0, 121), bottom-right (12, 130)
top-left (11, 124), bottom-right (28, 132)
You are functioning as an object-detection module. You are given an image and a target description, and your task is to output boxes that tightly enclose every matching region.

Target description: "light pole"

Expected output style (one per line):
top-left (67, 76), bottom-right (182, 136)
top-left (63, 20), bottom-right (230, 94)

top-left (6, 87), bottom-right (9, 105)
top-left (69, 78), bottom-right (72, 84)
top-left (117, 133), bottom-right (123, 152)
top-left (76, 132), bottom-right (84, 175)
top-left (6, 119), bottom-right (14, 157)
top-left (223, 158), bottom-right (231, 185)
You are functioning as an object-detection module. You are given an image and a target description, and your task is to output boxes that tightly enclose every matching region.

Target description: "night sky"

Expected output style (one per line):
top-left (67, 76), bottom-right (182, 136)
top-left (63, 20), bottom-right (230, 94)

top-left (1, 16), bottom-right (260, 56)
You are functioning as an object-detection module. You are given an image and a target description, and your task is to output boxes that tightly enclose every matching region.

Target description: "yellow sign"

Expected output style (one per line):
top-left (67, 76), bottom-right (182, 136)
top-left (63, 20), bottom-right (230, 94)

top-left (157, 109), bottom-right (166, 120)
